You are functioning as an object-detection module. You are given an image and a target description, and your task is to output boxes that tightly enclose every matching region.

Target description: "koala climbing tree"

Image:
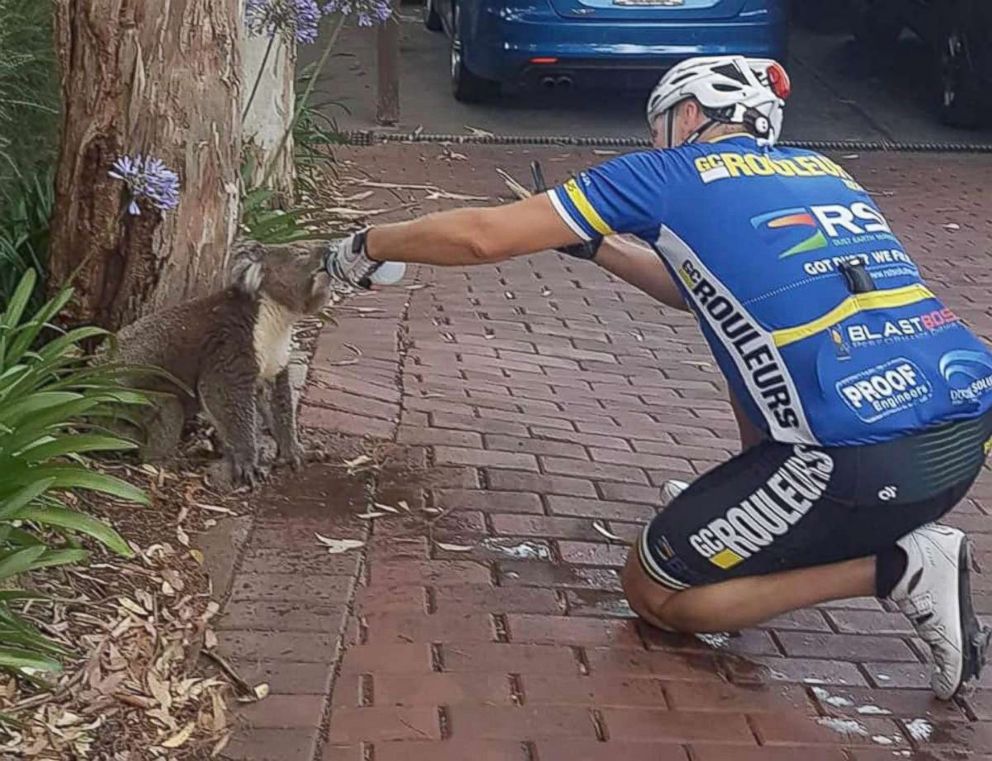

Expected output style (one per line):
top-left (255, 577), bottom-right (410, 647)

top-left (47, 0), bottom-right (243, 331)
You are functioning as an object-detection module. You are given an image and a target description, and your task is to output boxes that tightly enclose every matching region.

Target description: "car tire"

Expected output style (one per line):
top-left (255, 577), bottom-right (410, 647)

top-left (424, 0), bottom-right (442, 32)
top-left (449, 4), bottom-right (499, 103)
top-left (849, 0), bottom-right (903, 51)
top-left (791, 0), bottom-right (844, 32)
top-left (939, 30), bottom-right (983, 128)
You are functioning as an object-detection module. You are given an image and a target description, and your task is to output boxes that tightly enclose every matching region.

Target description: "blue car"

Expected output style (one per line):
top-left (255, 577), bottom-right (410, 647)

top-left (423, 0), bottom-right (789, 101)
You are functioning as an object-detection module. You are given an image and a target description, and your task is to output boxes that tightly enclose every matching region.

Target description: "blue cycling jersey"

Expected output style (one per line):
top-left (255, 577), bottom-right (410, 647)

top-left (549, 134), bottom-right (992, 447)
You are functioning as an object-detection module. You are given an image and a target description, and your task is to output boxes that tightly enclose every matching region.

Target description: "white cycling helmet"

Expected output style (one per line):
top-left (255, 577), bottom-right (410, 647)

top-left (646, 55), bottom-right (791, 148)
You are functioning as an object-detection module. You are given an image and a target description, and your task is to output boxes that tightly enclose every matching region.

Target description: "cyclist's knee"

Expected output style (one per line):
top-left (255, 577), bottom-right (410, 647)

top-left (621, 546), bottom-right (681, 632)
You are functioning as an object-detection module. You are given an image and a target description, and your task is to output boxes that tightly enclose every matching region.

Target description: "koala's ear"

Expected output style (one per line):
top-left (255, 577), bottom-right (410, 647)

top-left (230, 239), bottom-right (265, 295)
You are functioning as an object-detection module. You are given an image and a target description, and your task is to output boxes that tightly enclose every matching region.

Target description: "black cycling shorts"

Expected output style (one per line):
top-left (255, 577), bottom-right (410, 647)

top-left (638, 409), bottom-right (992, 591)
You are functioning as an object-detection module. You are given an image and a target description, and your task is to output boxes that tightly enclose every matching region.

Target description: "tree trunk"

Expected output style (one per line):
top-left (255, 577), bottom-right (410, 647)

top-left (376, 11), bottom-right (400, 126)
top-left (242, 31), bottom-right (296, 201)
top-left (49, 0), bottom-right (242, 331)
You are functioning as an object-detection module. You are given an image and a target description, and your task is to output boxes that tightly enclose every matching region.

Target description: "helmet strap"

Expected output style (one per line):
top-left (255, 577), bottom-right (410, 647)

top-left (685, 118), bottom-right (719, 145)
top-left (664, 108), bottom-right (676, 148)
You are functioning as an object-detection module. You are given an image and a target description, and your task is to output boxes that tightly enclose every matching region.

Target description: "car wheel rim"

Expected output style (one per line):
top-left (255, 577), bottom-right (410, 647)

top-left (450, 10), bottom-right (461, 83)
top-left (451, 42), bottom-right (461, 83)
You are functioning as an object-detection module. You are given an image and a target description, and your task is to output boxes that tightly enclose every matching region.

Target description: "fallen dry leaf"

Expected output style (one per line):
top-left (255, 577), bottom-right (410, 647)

top-left (592, 521), bottom-right (624, 542)
top-left (195, 503), bottom-right (237, 515)
top-left (147, 671), bottom-right (172, 710)
top-left (437, 542), bottom-right (474, 552)
top-left (211, 732), bottom-right (232, 758)
top-left (211, 691), bottom-right (227, 733)
top-left (118, 598), bottom-right (148, 617)
top-left (315, 534), bottom-right (365, 554)
top-left (465, 125), bottom-right (495, 137)
top-left (161, 721), bottom-right (195, 749)
top-left (343, 455), bottom-right (372, 470)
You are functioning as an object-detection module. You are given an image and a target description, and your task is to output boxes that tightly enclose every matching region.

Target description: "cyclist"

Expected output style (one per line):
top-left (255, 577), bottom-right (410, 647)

top-left (322, 55), bottom-right (992, 699)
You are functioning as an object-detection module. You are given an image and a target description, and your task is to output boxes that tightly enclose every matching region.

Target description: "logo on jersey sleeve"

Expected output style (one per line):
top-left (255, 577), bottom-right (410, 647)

top-left (939, 349), bottom-right (992, 405)
top-left (835, 359), bottom-right (933, 423)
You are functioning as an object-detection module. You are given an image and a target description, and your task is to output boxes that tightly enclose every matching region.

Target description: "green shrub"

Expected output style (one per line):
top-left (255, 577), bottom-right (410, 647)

top-left (0, 166), bottom-right (55, 310)
top-left (239, 164), bottom-right (319, 245)
top-left (0, 0), bottom-right (59, 306)
top-left (292, 61), bottom-right (348, 193)
top-left (0, 0), bottom-right (59, 184)
top-left (0, 270), bottom-right (148, 681)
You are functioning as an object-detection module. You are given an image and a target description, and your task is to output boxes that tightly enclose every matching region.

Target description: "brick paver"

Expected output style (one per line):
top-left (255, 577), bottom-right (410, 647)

top-left (218, 145), bottom-right (992, 760)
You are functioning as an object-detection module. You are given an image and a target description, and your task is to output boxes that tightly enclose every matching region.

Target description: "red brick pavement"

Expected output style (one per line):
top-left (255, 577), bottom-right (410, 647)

top-left (217, 146), bottom-right (992, 760)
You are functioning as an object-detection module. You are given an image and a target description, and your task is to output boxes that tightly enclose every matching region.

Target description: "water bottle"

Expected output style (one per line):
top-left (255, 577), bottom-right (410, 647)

top-left (370, 260), bottom-right (406, 286)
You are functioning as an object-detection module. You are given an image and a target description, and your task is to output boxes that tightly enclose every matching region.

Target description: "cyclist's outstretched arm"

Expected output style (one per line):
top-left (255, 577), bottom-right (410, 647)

top-left (595, 236), bottom-right (689, 312)
top-left (366, 194), bottom-right (581, 266)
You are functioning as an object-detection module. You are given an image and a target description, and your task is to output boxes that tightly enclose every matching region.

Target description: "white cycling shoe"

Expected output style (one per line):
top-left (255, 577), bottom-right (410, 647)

top-left (887, 523), bottom-right (991, 700)
top-left (660, 479), bottom-right (689, 507)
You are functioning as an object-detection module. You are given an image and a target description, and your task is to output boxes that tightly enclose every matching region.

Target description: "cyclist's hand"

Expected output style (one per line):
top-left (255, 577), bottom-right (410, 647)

top-left (323, 229), bottom-right (395, 289)
top-left (529, 161), bottom-right (602, 261)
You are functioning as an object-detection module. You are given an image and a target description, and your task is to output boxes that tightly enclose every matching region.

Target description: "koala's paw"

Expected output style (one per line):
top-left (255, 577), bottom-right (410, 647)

top-left (233, 459), bottom-right (270, 490)
top-left (208, 455), bottom-right (267, 492)
top-left (276, 442), bottom-right (304, 471)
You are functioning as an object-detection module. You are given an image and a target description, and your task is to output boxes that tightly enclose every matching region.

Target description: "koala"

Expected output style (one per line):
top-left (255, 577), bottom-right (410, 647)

top-left (110, 239), bottom-right (333, 487)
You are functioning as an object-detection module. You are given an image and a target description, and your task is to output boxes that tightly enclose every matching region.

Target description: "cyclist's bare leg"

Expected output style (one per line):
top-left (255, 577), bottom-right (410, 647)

top-left (621, 549), bottom-right (875, 633)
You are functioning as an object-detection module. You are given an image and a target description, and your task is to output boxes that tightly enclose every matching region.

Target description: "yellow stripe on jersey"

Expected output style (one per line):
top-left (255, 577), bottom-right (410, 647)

top-left (563, 178), bottom-right (616, 237)
top-left (772, 284), bottom-right (936, 348)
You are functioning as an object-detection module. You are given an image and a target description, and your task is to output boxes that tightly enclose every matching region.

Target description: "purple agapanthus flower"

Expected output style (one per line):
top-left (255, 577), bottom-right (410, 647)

top-left (109, 155), bottom-right (181, 216)
top-left (321, 0), bottom-right (391, 24)
top-left (246, 0), bottom-right (322, 44)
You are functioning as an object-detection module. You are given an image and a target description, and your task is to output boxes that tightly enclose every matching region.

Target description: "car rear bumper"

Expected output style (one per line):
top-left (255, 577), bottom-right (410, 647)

top-left (464, 15), bottom-right (788, 86)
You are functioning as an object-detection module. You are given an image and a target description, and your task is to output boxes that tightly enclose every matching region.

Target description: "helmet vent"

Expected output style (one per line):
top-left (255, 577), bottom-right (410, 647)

top-left (712, 63), bottom-right (748, 84)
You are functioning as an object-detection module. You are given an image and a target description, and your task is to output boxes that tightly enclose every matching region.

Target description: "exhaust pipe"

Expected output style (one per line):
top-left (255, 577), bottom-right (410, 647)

top-left (541, 76), bottom-right (556, 89)
top-left (556, 76), bottom-right (573, 88)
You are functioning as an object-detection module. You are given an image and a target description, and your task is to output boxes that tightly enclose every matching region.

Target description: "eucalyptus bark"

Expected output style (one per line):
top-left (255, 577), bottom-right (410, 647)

top-left (242, 31), bottom-right (296, 200)
top-left (49, 0), bottom-right (242, 330)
